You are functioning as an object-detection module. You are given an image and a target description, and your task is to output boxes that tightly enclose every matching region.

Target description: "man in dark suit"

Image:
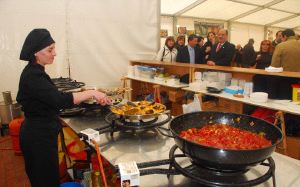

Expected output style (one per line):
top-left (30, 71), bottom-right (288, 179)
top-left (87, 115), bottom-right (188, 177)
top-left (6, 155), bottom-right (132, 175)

top-left (176, 34), bottom-right (204, 64)
top-left (207, 29), bottom-right (235, 66)
top-left (241, 38), bottom-right (256, 68)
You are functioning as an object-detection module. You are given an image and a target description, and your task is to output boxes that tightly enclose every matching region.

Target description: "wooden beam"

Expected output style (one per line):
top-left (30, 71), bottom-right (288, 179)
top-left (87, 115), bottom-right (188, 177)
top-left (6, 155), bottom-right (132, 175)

top-left (228, 0), bottom-right (285, 21)
top-left (266, 14), bottom-right (300, 27)
top-left (174, 0), bottom-right (207, 16)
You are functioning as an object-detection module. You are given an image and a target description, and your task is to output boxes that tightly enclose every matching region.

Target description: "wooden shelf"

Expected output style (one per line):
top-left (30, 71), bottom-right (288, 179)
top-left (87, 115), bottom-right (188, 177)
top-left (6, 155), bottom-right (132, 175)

top-left (130, 60), bottom-right (300, 78)
top-left (125, 75), bottom-right (188, 89)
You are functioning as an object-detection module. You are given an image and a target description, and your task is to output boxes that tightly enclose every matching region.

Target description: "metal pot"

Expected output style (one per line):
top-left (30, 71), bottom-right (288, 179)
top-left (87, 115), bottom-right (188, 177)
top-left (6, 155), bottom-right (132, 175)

top-left (0, 101), bottom-right (22, 124)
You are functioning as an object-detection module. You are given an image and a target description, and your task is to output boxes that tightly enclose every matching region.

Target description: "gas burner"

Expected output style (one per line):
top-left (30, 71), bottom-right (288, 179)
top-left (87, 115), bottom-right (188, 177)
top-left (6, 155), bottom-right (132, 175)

top-left (52, 77), bottom-right (85, 92)
top-left (103, 112), bottom-right (172, 137)
top-left (169, 145), bottom-right (276, 187)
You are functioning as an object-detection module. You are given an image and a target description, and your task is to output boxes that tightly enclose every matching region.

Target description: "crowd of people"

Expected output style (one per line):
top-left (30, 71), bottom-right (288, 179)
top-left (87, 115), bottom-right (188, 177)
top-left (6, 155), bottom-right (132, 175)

top-left (156, 29), bottom-right (300, 70)
top-left (156, 28), bottom-right (300, 99)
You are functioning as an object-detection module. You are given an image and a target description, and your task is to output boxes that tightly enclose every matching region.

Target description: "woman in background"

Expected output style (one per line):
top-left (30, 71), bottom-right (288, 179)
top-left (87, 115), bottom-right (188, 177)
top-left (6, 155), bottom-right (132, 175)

top-left (17, 29), bottom-right (111, 186)
top-left (254, 40), bottom-right (273, 69)
top-left (174, 35), bottom-right (185, 50)
top-left (253, 40), bottom-right (274, 93)
top-left (156, 36), bottom-right (177, 62)
top-left (202, 32), bottom-right (216, 62)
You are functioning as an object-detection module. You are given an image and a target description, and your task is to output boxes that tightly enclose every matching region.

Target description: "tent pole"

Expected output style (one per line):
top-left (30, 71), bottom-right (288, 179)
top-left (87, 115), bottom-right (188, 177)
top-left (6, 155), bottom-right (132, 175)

top-left (227, 21), bottom-right (232, 42)
top-left (173, 16), bottom-right (178, 36)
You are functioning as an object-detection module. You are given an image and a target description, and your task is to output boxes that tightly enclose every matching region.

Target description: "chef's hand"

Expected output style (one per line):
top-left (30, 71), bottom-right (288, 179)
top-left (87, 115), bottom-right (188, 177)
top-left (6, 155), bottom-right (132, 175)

top-left (93, 91), bottom-right (112, 106)
top-left (73, 90), bottom-right (111, 105)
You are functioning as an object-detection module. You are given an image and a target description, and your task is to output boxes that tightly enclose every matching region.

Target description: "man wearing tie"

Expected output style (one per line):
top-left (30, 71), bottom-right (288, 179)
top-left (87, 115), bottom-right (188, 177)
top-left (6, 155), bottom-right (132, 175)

top-left (176, 34), bottom-right (204, 64)
top-left (207, 29), bottom-right (235, 66)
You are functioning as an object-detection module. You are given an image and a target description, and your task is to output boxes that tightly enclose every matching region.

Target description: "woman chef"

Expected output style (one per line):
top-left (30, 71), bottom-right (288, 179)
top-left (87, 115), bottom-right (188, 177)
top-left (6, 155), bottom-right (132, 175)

top-left (17, 29), bottom-right (111, 187)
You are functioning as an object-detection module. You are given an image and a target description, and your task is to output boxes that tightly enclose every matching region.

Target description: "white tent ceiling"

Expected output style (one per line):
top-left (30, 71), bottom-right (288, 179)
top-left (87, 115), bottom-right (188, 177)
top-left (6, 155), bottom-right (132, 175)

top-left (161, 0), bottom-right (300, 28)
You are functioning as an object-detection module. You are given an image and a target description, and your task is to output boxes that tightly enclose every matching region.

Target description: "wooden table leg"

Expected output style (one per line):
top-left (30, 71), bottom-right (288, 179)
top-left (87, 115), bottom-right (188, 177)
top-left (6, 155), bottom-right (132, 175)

top-left (121, 77), bottom-right (130, 100)
top-left (274, 111), bottom-right (288, 155)
top-left (153, 85), bottom-right (161, 103)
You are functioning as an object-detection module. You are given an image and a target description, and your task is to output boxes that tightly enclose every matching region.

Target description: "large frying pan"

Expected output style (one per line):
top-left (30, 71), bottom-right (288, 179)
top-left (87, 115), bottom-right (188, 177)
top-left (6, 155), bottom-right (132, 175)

top-left (110, 101), bottom-right (167, 121)
top-left (168, 111), bottom-right (282, 171)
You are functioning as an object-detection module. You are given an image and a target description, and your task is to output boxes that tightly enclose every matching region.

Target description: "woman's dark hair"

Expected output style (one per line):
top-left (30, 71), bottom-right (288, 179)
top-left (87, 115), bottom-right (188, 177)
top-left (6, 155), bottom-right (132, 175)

top-left (165, 36), bottom-right (175, 46)
top-left (176, 35), bottom-right (185, 43)
top-left (259, 40), bottom-right (273, 53)
top-left (165, 36), bottom-right (175, 50)
top-left (207, 32), bottom-right (215, 42)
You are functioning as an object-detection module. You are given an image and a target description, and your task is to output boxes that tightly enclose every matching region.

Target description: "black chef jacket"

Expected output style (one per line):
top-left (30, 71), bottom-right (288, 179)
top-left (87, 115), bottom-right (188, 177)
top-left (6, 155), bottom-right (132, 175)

top-left (17, 63), bottom-right (74, 122)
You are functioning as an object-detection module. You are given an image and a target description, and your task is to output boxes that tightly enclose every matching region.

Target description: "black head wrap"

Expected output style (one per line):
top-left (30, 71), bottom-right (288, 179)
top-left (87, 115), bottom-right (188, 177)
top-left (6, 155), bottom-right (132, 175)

top-left (20, 29), bottom-right (55, 61)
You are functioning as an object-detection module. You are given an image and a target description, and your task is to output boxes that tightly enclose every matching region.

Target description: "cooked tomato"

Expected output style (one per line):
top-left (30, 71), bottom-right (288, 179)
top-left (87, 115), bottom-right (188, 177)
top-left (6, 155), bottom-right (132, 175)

top-left (179, 124), bottom-right (272, 150)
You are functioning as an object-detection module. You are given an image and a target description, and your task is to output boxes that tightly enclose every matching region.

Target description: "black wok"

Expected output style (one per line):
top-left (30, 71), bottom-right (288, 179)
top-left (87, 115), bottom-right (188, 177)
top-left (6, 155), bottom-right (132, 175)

top-left (169, 111), bottom-right (282, 171)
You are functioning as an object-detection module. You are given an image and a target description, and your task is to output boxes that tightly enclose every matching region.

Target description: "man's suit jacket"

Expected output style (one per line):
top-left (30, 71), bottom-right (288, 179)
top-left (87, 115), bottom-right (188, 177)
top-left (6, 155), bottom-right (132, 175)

top-left (176, 45), bottom-right (204, 64)
top-left (209, 41), bottom-right (235, 66)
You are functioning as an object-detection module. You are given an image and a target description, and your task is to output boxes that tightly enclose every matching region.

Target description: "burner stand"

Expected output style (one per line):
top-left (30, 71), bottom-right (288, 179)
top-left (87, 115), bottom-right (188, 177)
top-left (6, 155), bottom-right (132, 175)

top-left (114, 145), bottom-right (276, 187)
top-left (103, 112), bottom-right (172, 137)
top-left (168, 145), bottom-right (276, 187)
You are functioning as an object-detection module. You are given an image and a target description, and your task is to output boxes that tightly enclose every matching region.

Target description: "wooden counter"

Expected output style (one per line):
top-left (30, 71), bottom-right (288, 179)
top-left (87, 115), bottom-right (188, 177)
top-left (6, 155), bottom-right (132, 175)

top-left (128, 60), bottom-right (300, 160)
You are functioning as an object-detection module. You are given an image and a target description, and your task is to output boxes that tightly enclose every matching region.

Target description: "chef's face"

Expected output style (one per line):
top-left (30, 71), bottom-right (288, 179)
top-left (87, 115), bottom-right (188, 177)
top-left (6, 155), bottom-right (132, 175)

top-left (35, 43), bottom-right (56, 66)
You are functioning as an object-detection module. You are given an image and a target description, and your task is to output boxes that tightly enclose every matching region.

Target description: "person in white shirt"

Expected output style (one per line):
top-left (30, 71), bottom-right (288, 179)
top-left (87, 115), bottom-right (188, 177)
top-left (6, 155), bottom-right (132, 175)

top-left (156, 36), bottom-right (177, 62)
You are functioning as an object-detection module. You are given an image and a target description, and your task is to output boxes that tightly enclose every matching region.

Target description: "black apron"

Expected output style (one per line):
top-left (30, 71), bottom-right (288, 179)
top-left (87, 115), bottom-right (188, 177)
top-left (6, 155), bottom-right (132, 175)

top-left (19, 117), bottom-right (61, 187)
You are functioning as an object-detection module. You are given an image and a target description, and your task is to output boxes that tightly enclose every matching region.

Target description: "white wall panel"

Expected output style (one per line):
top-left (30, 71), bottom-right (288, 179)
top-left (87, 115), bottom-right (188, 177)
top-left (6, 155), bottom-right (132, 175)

top-left (0, 0), bottom-right (159, 98)
top-left (160, 16), bottom-right (174, 48)
top-left (230, 23), bottom-right (264, 51)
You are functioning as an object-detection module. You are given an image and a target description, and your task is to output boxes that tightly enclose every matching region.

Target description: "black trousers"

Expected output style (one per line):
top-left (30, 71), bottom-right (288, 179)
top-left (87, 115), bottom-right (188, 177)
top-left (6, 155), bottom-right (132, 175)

top-left (19, 118), bottom-right (60, 187)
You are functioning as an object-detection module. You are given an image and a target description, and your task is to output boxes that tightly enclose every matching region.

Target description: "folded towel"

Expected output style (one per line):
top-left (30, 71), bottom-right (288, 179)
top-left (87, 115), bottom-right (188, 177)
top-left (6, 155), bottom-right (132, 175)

top-left (265, 66), bottom-right (283, 72)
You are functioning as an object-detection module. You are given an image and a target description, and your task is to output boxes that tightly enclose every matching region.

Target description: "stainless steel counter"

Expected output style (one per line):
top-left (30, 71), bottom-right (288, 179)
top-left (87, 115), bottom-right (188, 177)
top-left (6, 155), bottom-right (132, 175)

top-left (62, 115), bottom-right (300, 187)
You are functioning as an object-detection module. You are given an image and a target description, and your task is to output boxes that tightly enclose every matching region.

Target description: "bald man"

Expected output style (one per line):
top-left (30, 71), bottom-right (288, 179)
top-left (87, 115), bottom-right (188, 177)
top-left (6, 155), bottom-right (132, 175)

top-left (207, 29), bottom-right (235, 66)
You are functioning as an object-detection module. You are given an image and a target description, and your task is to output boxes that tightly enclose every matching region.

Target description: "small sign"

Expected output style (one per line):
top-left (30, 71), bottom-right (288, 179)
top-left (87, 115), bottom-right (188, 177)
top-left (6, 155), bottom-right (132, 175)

top-left (118, 161), bottom-right (140, 187)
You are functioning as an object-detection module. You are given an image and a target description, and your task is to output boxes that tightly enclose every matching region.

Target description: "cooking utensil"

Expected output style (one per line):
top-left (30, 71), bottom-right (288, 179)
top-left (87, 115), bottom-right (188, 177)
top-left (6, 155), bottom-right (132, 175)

top-left (126, 101), bottom-right (137, 107)
top-left (159, 111), bottom-right (282, 171)
top-left (206, 87), bottom-right (222, 94)
top-left (0, 101), bottom-right (22, 124)
top-left (80, 86), bottom-right (132, 96)
top-left (59, 107), bottom-right (85, 117)
top-left (2, 91), bottom-right (13, 105)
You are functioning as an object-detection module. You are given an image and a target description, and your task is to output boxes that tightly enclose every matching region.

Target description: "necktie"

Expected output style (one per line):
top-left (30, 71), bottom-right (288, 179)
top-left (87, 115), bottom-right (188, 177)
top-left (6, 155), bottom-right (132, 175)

top-left (216, 43), bottom-right (222, 52)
